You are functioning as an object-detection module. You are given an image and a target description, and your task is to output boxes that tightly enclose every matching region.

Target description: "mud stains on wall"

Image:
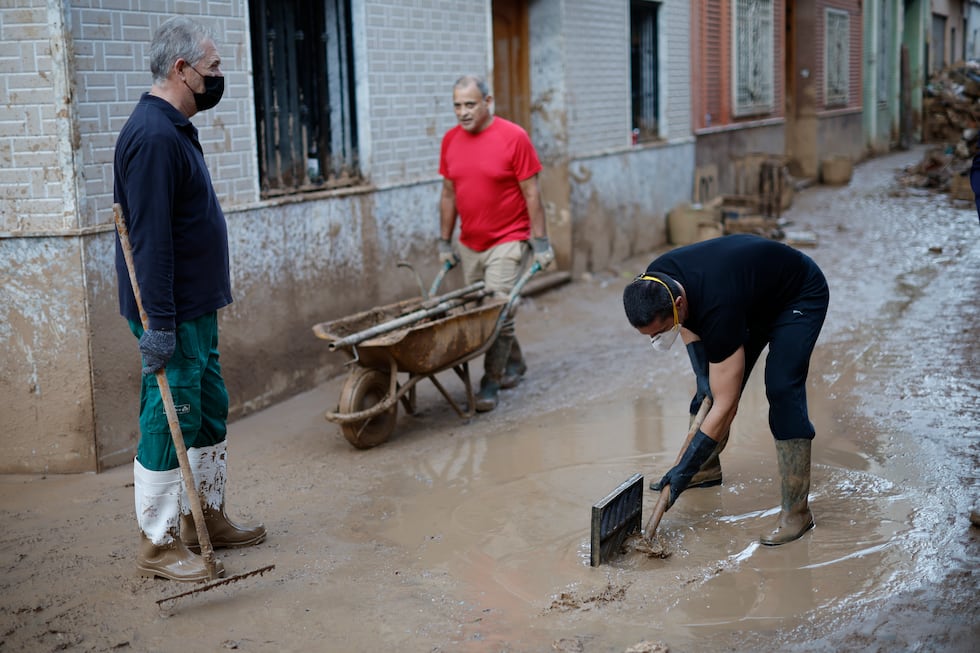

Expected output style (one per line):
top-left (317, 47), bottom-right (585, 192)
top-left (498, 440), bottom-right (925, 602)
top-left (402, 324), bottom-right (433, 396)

top-left (217, 182), bottom-right (442, 420)
top-left (568, 143), bottom-right (694, 275)
top-left (83, 231), bottom-right (138, 471)
top-left (0, 238), bottom-right (96, 473)
top-left (694, 125), bottom-right (785, 195)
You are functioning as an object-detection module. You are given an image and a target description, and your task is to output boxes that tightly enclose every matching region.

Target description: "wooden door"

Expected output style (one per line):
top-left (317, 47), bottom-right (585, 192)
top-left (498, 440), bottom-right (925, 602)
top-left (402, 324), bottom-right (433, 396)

top-left (492, 0), bottom-right (531, 130)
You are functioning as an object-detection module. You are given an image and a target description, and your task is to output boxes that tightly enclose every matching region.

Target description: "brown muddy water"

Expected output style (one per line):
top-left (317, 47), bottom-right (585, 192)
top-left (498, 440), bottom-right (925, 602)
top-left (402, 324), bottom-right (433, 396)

top-left (1, 148), bottom-right (977, 652)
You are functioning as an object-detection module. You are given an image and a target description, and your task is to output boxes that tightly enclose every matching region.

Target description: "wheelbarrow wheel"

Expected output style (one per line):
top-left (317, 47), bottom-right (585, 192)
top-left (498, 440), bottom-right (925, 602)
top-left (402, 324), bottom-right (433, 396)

top-left (338, 367), bottom-right (397, 449)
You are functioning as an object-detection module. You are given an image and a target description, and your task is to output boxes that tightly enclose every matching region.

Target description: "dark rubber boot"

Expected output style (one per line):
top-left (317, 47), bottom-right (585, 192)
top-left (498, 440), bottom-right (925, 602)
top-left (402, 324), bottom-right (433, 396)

top-left (181, 506), bottom-right (267, 551)
top-left (475, 335), bottom-right (512, 412)
top-left (651, 420), bottom-right (729, 491)
top-left (761, 438), bottom-right (815, 546)
top-left (137, 531), bottom-right (225, 582)
top-left (499, 338), bottom-right (527, 389)
top-left (474, 377), bottom-right (501, 412)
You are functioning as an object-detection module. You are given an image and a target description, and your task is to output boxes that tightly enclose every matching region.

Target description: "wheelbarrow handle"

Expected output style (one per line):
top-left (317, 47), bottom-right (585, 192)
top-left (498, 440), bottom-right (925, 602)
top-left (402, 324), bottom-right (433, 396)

top-left (486, 261), bottom-right (542, 340)
top-left (428, 256), bottom-right (459, 298)
top-left (506, 261), bottom-right (542, 310)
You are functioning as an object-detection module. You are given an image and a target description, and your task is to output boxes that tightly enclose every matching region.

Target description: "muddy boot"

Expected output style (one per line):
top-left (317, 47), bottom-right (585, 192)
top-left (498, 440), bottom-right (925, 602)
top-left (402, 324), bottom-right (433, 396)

top-left (760, 438), bottom-right (815, 546)
top-left (970, 503), bottom-right (980, 528)
top-left (651, 420), bottom-right (729, 491)
top-left (499, 338), bottom-right (527, 390)
top-left (475, 335), bottom-right (513, 412)
top-left (181, 442), bottom-right (266, 551)
top-left (134, 460), bottom-right (224, 582)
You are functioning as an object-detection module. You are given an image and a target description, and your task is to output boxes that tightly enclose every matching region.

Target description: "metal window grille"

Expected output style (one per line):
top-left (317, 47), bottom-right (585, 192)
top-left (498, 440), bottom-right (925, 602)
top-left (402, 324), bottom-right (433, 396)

top-left (630, 0), bottom-right (659, 141)
top-left (249, 0), bottom-right (359, 197)
top-left (733, 0), bottom-right (773, 116)
top-left (825, 9), bottom-right (850, 106)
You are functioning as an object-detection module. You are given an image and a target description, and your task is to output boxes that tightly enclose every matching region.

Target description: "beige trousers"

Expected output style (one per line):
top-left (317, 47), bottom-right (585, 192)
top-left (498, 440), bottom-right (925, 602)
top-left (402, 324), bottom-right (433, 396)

top-left (458, 239), bottom-right (531, 337)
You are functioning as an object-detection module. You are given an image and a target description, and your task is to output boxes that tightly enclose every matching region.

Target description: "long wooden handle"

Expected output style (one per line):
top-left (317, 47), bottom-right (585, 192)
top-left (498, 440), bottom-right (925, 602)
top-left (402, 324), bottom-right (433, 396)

top-left (644, 396), bottom-right (713, 541)
top-left (114, 203), bottom-right (219, 580)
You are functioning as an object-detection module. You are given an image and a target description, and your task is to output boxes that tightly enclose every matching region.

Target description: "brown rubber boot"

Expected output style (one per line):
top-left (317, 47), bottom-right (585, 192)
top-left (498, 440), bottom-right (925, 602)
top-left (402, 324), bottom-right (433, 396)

top-left (689, 429), bottom-right (727, 487)
top-left (181, 442), bottom-right (266, 551)
top-left (137, 531), bottom-right (225, 582)
top-left (182, 506), bottom-right (267, 551)
top-left (133, 460), bottom-right (225, 582)
top-left (760, 438), bottom-right (815, 546)
top-left (499, 338), bottom-right (527, 390)
top-left (475, 335), bottom-right (513, 412)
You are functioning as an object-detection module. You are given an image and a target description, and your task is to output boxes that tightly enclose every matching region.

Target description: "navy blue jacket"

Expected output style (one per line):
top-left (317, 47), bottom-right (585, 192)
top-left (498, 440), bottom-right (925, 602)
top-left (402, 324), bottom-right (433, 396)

top-left (113, 93), bottom-right (232, 330)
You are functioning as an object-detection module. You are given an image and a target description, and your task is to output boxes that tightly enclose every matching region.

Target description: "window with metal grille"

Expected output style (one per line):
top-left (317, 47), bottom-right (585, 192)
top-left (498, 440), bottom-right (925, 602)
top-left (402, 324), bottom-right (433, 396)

top-left (630, 0), bottom-right (660, 142)
top-left (826, 9), bottom-right (850, 107)
top-left (249, 0), bottom-right (359, 197)
top-left (733, 0), bottom-right (773, 117)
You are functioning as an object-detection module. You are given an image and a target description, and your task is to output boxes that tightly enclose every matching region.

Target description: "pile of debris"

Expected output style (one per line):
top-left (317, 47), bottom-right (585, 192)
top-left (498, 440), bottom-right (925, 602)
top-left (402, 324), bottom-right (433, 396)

top-left (923, 62), bottom-right (980, 144)
top-left (901, 63), bottom-right (979, 198)
top-left (895, 146), bottom-right (972, 196)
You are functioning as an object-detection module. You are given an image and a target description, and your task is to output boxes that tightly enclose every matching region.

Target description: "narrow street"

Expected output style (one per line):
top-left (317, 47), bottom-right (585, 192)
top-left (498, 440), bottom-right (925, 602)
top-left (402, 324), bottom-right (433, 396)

top-left (1, 146), bottom-right (977, 652)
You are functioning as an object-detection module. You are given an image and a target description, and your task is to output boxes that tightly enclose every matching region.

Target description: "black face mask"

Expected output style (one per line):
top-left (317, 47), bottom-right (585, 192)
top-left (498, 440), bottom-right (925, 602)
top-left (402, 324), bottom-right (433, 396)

top-left (186, 66), bottom-right (224, 112)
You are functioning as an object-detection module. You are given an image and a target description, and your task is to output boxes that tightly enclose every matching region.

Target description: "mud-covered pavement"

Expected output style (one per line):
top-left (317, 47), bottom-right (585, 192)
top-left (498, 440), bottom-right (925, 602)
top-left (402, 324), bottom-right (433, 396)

top-left (1, 147), bottom-right (978, 652)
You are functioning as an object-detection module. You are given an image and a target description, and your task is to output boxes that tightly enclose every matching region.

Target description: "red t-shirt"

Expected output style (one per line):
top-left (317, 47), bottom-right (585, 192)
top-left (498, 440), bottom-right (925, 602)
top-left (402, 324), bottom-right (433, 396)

top-left (439, 118), bottom-right (542, 252)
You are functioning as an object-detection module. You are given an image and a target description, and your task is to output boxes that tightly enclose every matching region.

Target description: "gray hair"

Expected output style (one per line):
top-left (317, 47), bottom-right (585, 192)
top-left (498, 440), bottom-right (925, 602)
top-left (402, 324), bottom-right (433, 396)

top-left (454, 75), bottom-right (490, 98)
top-left (149, 16), bottom-right (214, 83)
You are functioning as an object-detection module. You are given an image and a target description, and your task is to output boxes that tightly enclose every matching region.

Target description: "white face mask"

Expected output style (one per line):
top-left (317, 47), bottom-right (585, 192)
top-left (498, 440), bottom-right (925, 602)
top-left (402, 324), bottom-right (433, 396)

top-left (635, 274), bottom-right (680, 353)
top-left (650, 323), bottom-right (680, 351)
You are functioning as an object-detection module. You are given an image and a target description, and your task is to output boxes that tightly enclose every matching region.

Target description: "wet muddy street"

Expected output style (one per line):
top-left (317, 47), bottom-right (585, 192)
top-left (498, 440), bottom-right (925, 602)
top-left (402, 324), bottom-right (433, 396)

top-left (2, 147), bottom-right (978, 652)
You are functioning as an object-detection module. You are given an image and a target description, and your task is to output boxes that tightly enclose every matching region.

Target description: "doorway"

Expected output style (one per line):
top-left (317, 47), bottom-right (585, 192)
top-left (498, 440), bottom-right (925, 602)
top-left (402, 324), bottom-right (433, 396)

top-left (492, 0), bottom-right (531, 130)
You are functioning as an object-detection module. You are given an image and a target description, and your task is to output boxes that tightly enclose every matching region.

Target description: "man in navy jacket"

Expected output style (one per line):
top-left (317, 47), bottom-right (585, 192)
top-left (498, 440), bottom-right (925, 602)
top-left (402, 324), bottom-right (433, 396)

top-left (114, 16), bottom-right (264, 582)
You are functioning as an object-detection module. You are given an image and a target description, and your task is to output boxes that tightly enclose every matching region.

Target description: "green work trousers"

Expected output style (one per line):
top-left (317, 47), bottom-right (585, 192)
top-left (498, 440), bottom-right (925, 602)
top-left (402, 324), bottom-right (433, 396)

top-left (128, 312), bottom-right (228, 471)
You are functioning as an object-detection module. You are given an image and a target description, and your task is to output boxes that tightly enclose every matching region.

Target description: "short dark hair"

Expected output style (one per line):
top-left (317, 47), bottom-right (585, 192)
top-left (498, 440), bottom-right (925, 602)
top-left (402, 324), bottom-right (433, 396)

top-left (623, 273), bottom-right (680, 328)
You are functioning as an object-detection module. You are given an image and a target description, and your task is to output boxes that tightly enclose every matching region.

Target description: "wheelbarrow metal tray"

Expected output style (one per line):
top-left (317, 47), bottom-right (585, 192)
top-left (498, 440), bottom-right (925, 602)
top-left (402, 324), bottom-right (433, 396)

top-left (315, 298), bottom-right (506, 375)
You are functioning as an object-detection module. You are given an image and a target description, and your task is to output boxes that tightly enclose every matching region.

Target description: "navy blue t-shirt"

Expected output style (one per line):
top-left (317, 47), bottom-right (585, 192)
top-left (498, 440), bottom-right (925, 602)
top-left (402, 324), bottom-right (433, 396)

top-left (113, 93), bottom-right (232, 330)
top-left (647, 234), bottom-right (821, 363)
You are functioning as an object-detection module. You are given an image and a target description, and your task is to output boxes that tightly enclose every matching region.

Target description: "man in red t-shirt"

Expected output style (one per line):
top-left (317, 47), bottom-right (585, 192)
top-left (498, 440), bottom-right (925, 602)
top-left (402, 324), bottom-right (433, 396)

top-left (438, 75), bottom-right (554, 412)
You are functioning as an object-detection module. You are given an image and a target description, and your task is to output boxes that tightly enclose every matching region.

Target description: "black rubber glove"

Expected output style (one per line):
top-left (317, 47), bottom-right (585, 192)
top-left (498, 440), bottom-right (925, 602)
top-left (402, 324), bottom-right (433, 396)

top-left (139, 328), bottom-right (176, 375)
top-left (687, 341), bottom-right (712, 416)
top-left (657, 429), bottom-right (717, 508)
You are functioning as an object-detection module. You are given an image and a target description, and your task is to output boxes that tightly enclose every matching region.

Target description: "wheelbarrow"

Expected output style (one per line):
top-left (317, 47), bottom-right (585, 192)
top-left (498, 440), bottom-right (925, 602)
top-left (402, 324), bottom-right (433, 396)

top-left (312, 261), bottom-right (541, 449)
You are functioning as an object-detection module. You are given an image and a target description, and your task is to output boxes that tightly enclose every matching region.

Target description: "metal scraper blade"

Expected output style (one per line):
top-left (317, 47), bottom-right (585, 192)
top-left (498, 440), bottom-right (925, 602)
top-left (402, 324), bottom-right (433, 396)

top-left (590, 473), bottom-right (643, 567)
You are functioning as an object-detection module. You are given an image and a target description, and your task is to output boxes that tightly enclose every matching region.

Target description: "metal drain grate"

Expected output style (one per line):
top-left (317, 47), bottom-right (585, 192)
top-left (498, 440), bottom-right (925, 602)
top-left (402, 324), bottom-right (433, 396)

top-left (590, 473), bottom-right (643, 567)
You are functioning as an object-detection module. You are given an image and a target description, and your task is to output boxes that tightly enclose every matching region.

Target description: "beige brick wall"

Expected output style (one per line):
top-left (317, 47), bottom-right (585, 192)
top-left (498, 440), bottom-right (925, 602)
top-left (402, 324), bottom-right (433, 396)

top-left (0, 1), bottom-right (72, 233)
top-left (565, 0), bottom-right (692, 157)
top-left (68, 1), bottom-right (258, 228)
top-left (361, 0), bottom-right (488, 187)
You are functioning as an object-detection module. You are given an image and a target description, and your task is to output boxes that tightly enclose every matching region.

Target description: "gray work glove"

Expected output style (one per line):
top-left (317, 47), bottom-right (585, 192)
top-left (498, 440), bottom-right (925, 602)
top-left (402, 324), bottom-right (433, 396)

top-left (687, 341), bottom-right (712, 415)
top-left (531, 236), bottom-right (555, 269)
top-left (437, 238), bottom-right (457, 268)
top-left (657, 429), bottom-right (717, 508)
top-left (139, 328), bottom-right (176, 375)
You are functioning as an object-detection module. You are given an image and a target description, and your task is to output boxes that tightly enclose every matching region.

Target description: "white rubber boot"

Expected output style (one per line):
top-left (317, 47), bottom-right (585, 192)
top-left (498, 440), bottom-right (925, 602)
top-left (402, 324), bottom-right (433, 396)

top-left (180, 442), bottom-right (266, 551)
top-left (134, 459), bottom-right (223, 582)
